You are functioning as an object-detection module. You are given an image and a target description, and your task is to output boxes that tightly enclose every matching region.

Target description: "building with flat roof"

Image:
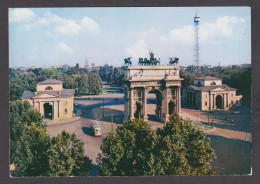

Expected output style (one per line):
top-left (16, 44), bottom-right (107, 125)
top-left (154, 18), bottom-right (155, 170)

top-left (183, 76), bottom-right (242, 111)
top-left (21, 79), bottom-right (75, 120)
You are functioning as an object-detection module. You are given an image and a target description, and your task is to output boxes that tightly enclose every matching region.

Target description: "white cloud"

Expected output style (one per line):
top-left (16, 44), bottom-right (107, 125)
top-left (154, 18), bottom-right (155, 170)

top-left (55, 20), bottom-right (81, 35)
top-left (10, 10), bottom-right (101, 36)
top-left (56, 42), bottom-right (73, 54)
top-left (9, 8), bottom-right (35, 23)
top-left (81, 17), bottom-right (101, 34)
top-left (165, 16), bottom-right (246, 44)
top-left (34, 11), bottom-right (80, 35)
top-left (125, 39), bottom-right (148, 59)
top-left (36, 11), bottom-right (64, 26)
top-left (33, 12), bottom-right (100, 36)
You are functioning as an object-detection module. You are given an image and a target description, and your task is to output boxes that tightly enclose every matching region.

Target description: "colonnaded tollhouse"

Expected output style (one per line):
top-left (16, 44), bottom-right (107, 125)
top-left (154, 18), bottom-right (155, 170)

top-left (21, 79), bottom-right (75, 120)
top-left (123, 65), bottom-right (183, 123)
top-left (182, 76), bottom-right (242, 111)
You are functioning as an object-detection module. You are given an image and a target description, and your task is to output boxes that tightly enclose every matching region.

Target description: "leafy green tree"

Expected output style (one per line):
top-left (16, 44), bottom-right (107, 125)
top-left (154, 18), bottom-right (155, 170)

top-left (10, 100), bottom-right (44, 163)
top-left (14, 122), bottom-right (50, 176)
top-left (10, 100), bottom-right (92, 177)
top-left (48, 131), bottom-right (92, 176)
top-left (97, 118), bottom-right (159, 176)
top-left (156, 115), bottom-right (215, 175)
top-left (97, 116), bottom-right (215, 176)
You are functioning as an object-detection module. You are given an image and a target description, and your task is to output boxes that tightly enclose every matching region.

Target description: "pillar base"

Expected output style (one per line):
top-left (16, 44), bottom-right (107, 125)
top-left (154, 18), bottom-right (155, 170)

top-left (165, 114), bottom-right (171, 123)
top-left (143, 115), bottom-right (148, 122)
top-left (130, 117), bottom-right (135, 121)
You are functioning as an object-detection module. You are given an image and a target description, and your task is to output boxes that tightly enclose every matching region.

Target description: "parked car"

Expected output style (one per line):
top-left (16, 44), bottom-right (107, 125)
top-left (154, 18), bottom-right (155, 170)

top-left (90, 122), bottom-right (102, 136)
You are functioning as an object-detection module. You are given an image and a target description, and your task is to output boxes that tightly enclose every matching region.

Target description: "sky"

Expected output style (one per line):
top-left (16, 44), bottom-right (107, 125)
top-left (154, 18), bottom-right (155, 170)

top-left (9, 7), bottom-right (251, 67)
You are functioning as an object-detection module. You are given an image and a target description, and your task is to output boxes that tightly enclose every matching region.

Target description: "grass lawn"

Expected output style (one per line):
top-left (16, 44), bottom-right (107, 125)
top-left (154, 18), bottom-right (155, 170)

top-left (102, 82), bottom-right (124, 94)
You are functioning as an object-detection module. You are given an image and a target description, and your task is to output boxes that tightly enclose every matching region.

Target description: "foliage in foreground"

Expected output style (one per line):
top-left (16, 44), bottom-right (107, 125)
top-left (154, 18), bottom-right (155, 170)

top-left (97, 116), bottom-right (215, 176)
top-left (10, 100), bottom-right (91, 177)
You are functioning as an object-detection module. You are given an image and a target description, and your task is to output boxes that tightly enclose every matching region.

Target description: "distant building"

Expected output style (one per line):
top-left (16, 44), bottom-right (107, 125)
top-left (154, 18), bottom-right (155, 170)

top-left (84, 58), bottom-right (89, 69)
top-left (21, 79), bottom-right (75, 120)
top-left (83, 58), bottom-right (100, 71)
top-left (183, 76), bottom-right (242, 111)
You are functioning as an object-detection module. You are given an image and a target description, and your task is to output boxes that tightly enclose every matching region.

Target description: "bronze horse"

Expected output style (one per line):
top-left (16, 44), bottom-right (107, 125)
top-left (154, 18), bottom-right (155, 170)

top-left (169, 57), bottom-right (179, 65)
top-left (124, 57), bottom-right (132, 66)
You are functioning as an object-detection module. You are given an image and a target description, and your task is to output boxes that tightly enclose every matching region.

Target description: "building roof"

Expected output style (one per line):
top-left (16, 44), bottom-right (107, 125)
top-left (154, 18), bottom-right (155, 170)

top-left (186, 84), bottom-right (236, 92)
top-left (21, 89), bottom-right (75, 99)
top-left (195, 76), bottom-right (221, 80)
top-left (37, 79), bottom-right (63, 85)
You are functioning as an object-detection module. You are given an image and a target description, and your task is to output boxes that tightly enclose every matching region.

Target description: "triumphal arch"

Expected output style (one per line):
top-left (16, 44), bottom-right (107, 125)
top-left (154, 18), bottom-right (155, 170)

top-left (124, 65), bottom-right (183, 123)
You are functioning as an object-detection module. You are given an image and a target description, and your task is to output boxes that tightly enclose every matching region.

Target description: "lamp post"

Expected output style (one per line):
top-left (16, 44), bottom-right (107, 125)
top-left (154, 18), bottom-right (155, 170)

top-left (103, 98), bottom-right (105, 117)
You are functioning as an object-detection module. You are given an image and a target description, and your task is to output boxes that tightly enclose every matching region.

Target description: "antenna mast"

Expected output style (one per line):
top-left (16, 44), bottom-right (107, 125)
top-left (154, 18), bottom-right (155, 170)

top-left (193, 10), bottom-right (200, 71)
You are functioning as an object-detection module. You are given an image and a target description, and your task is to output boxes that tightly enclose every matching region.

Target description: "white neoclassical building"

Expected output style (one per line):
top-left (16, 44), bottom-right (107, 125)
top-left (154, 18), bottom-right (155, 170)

top-left (183, 76), bottom-right (242, 111)
top-left (21, 79), bottom-right (75, 120)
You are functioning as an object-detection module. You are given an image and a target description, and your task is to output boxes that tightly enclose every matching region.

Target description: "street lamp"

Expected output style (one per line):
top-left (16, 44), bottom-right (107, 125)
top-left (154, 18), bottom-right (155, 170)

top-left (103, 98), bottom-right (105, 117)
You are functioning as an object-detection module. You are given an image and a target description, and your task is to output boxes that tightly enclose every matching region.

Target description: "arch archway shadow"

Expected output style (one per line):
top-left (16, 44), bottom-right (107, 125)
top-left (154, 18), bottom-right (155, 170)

top-left (44, 102), bottom-right (53, 119)
top-left (216, 95), bottom-right (223, 109)
top-left (146, 89), bottom-right (163, 123)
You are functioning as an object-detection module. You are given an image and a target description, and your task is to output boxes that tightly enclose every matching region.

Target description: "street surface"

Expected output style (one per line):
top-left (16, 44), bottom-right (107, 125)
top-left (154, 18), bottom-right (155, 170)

top-left (46, 93), bottom-right (252, 175)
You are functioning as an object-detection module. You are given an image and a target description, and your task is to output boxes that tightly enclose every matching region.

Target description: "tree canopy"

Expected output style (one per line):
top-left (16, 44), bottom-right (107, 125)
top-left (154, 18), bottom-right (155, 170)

top-left (9, 64), bottom-right (103, 101)
top-left (10, 100), bottom-right (92, 177)
top-left (97, 116), bottom-right (215, 176)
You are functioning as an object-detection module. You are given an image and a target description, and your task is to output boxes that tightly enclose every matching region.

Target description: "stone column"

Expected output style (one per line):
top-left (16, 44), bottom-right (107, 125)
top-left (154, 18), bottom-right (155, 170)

top-left (124, 87), bottom-right (129, 121)
top-left (209, 92), bottom-right (211, 111)
top-left (130, 87), bottom-right (135, 121)
top-left (53, 101), bottom-right (59, 120)
top-left (142, 87), bottom-right (148, 122)
top-left (165, 87), bottom-right (170, 123)
top-left (58, 101), bottom-right (62, 119)
top-left (178, 86), bottom-right (181, 114)
top-left (222, 94), bottom-right (225, 109)
top-left (212, 94), bottom-right (215, 109)
top-left (39, 102), bottom-right (44, 116)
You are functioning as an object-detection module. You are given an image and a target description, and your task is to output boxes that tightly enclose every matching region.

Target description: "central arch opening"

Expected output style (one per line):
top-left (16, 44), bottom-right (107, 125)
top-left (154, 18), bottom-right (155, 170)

top-left (44, 102), bottom-right (53, 119)
top-left (216, 95), bottom-right (223, 109)
top-left (147, 89), bottom-right (162, 122)
top-left (168, 100), bottom-right (175, 116)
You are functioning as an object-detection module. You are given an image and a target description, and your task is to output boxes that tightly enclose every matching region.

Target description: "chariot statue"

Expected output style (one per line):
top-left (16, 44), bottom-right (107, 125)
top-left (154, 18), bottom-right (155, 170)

top-left (138, 50), bottom-right (160, 66)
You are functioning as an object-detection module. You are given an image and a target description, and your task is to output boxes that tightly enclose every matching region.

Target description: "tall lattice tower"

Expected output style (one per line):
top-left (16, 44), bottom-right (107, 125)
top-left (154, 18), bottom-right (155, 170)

top-left (193, 13), bottom-right (200, 69)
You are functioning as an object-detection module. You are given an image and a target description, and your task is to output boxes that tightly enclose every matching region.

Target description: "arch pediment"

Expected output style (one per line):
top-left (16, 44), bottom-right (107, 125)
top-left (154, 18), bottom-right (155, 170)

top-left (211, 87), bottom-right (225, 91)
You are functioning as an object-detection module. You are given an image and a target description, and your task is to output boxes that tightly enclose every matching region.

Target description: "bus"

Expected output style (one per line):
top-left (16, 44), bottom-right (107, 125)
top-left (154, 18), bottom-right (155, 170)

top-left (90, 122), bottom-right (102, 136)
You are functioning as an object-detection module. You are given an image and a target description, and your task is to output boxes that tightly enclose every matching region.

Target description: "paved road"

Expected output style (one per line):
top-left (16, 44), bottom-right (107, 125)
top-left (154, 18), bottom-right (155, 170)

top-left (47, 118), bottom-right (102, 167)
top-left (47, 93), bottom-right (252, 175)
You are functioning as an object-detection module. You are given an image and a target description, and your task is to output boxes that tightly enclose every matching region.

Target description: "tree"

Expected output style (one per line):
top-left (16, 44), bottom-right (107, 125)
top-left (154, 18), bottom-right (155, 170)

top-left (10, 100), bottom-right (92, 177)
top-left (10, 100), bottom-right (44, 164)
top-left (97, 118), bottom-right (159, 176)
top-left (48, 131), bottom-right (92, 176)
top-left (156, 115), bottom-right (215, 175)
top-left (14, 122), bottom-right (50, 176)
top-left (97, 116), bottom-right (215, 176)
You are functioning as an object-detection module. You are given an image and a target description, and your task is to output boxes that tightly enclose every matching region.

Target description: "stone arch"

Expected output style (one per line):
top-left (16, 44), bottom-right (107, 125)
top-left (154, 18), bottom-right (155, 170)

top-left (146, 87), bottom-right (164, 98)
top-left (146, 88), bottom-right (163, 121)
top-left (44, 102), bottom-right (53, 119)
top-left (216, 95), bottom-right (223, 109)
